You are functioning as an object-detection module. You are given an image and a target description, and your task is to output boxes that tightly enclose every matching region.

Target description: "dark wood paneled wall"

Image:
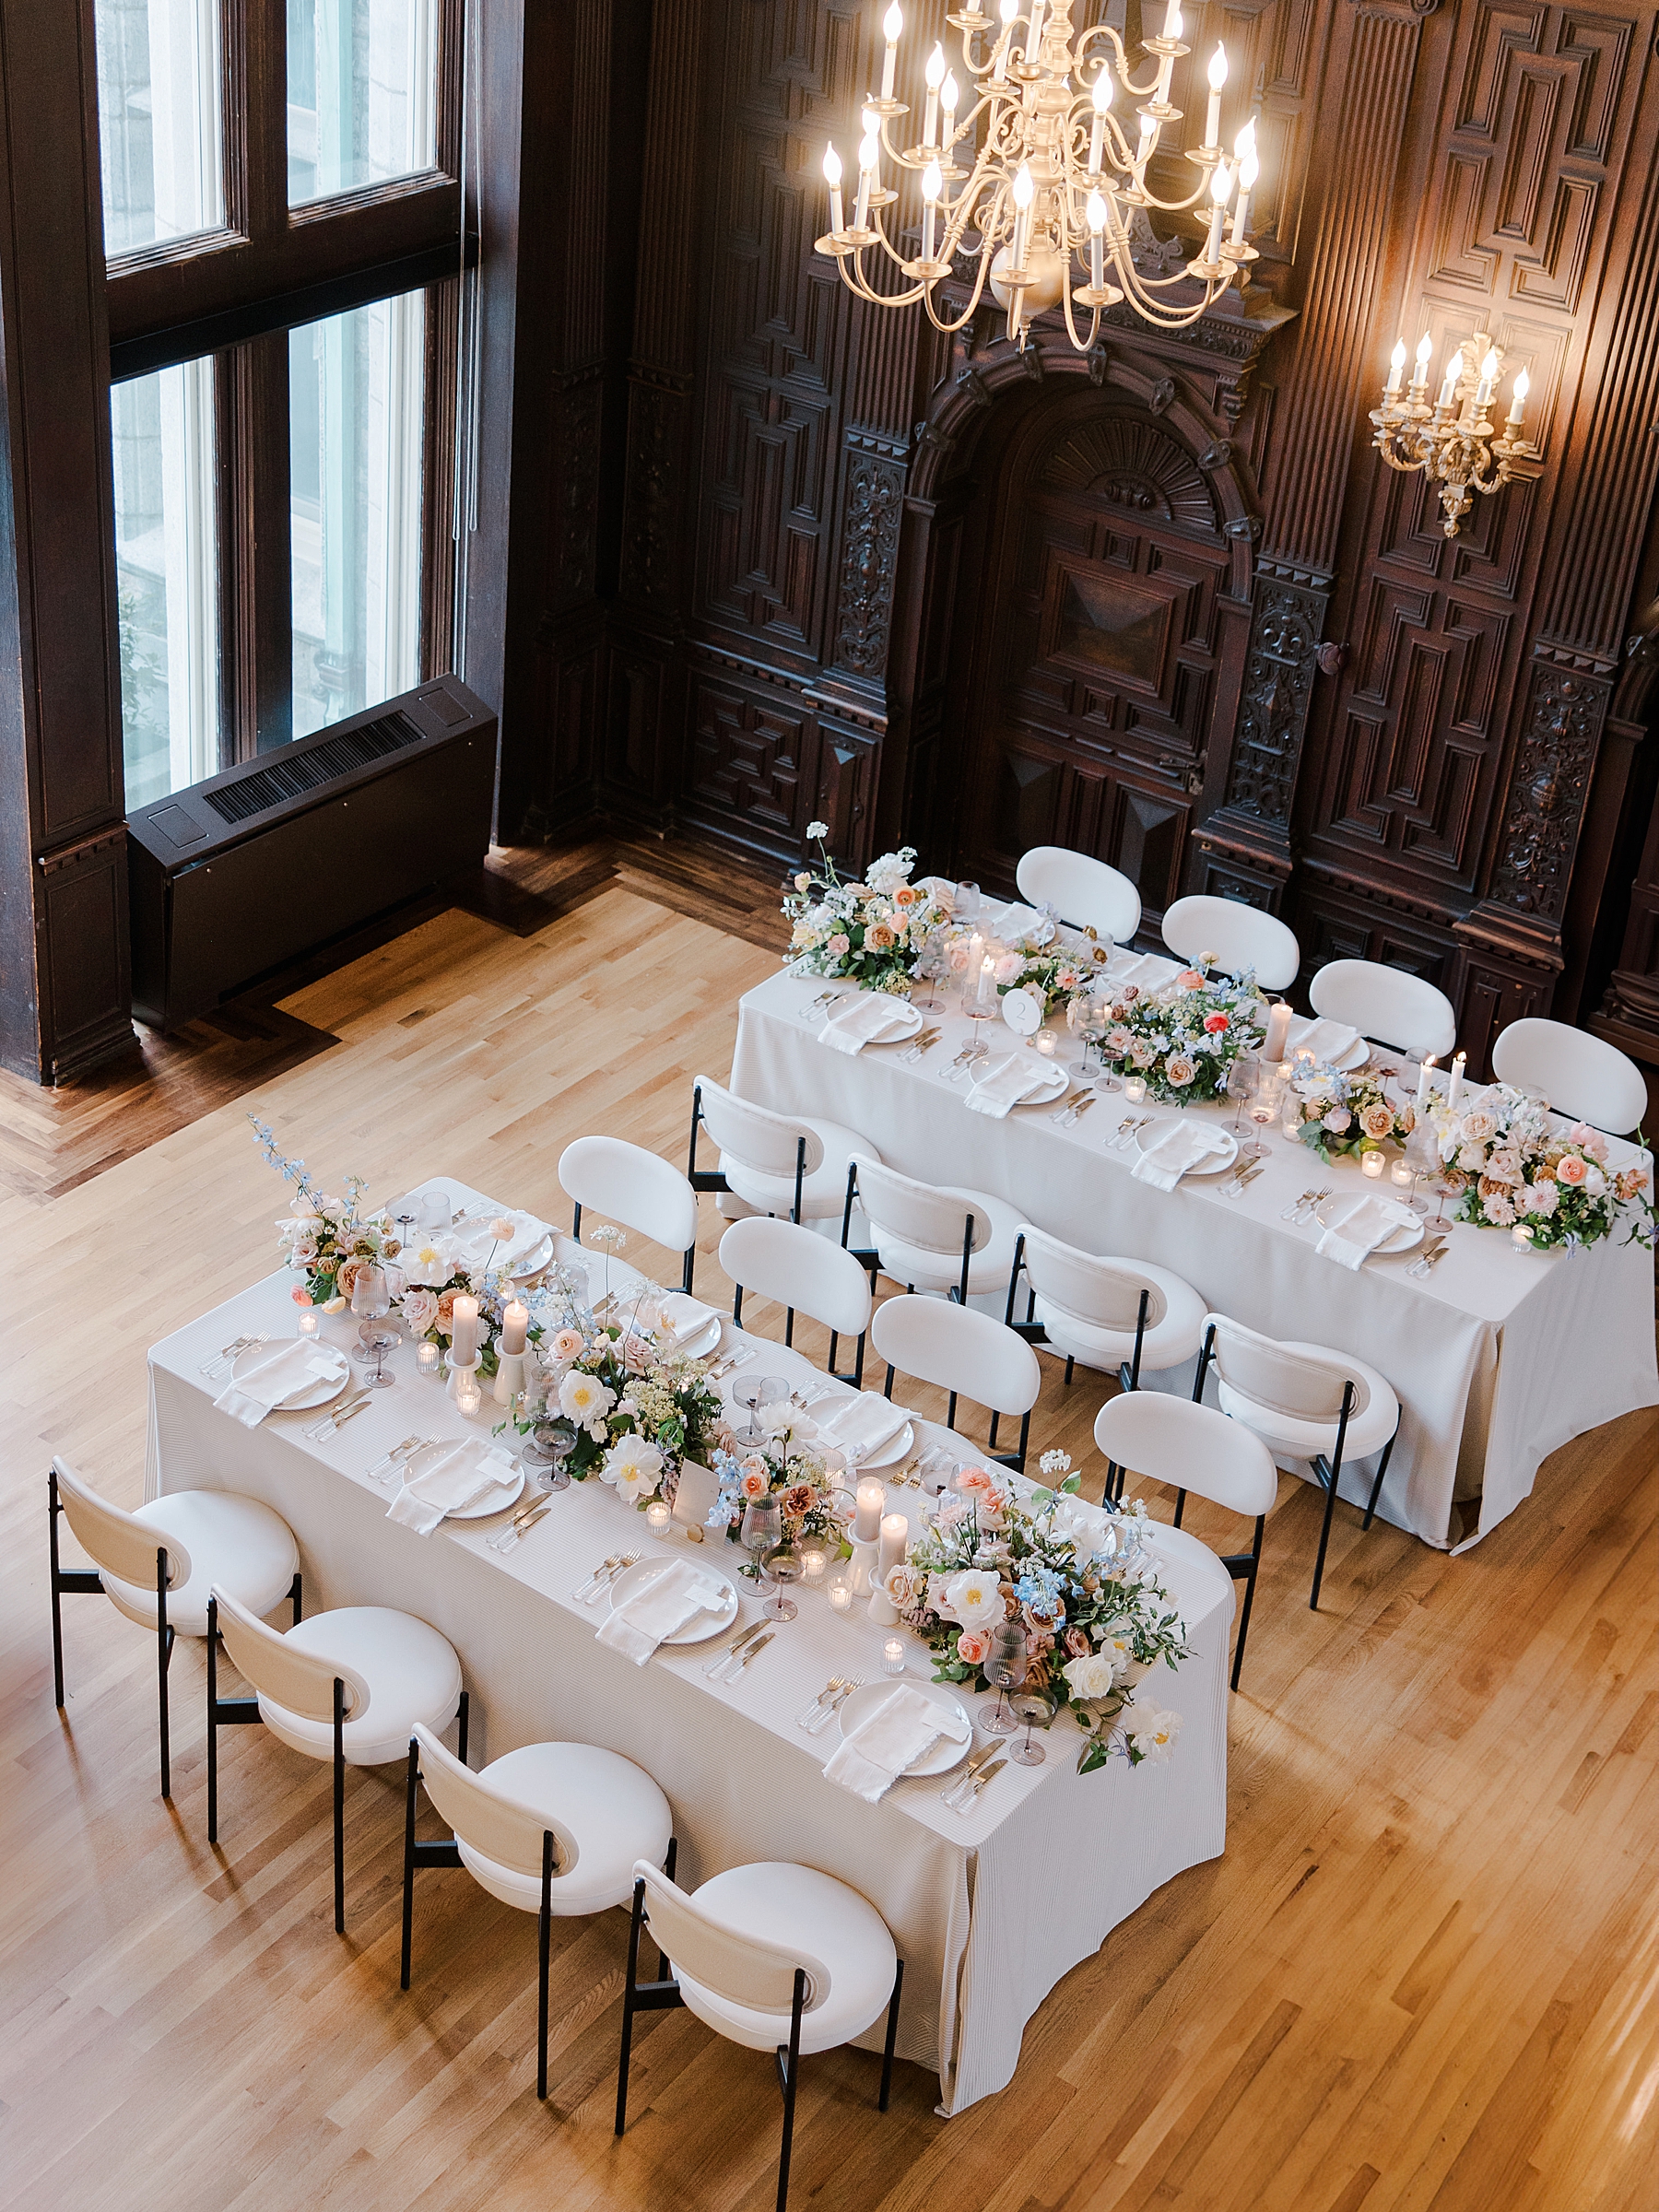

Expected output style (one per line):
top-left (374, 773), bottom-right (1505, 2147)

top-left (498, 0), bottom-right (1659, 1079)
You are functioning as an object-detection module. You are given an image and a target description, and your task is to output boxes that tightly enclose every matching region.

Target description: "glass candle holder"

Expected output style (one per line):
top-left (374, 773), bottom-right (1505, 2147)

top-left (882, 1637), bottom-right (907, 1677)
top-left (799, 1543), bottom-right (828, 1585)
top-left (1034, 1030), bottom-right (1057, 1058)
top-left (297, 1309), bottom-right (321, 1341)
top-left (1511, 1222), bottom-right (1534, 1254)
top-left (455, 1377), bottom-right (483, 1419)
top-left (827, 1578), bottom-right (854, 1618)
top-left (416, 1340), bottom-right (442, 1380)
top-left (1123, 1074), bottom-right (1147, 1103)
top-left (645, 1500), bottom-right (673, 1538)
top-left (1390, 1159), bottom-right (1415, 1192)
top-left (1361, 1148), bottom-right (1386, 1179)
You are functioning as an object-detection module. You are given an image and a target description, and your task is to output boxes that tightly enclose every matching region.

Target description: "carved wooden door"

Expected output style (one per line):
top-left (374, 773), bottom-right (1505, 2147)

top-left (953, 393), bottom-right (1241, 938)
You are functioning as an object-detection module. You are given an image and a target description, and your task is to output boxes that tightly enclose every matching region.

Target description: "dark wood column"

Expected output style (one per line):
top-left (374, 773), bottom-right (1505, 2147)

top-left (0, 0), bottom-right (133, 1082)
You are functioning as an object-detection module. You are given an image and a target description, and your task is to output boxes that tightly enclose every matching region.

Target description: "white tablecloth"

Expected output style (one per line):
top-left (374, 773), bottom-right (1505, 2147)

top-left (146, 1186), bottom-right (1231, 2114)
top-left (732, 971), bottom-right (1658, 1550)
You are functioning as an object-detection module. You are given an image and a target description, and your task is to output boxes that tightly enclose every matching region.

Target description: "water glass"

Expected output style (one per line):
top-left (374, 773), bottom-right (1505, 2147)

top-left (982, 1620), bottom-right (1028, 1736)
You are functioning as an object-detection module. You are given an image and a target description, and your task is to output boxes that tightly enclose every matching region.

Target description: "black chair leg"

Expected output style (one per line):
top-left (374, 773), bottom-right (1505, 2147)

top-left (776, 1971), bottom-right (806, 2212)
top-left (401, 1740), bottom-right (418, 1990)
top-left (1360, 1425), bottom-right (1399, 1533)
top-left (879, 1958), bottom-right (904, 2112)
top-left (616, 1877), bottom-right (646, 2136)
top-left (156, 1547), bottom-right (172, 1800)
top-left (1228, 1517), bottom-right (1266, 1691)
top-left (457, 1688), bottom-right (470, 1766)
top-left (1063, 1354), bottom-right (1075, 1387)
top-left (289, 1571), bottom-right (303, 1625)
top-left (1310, 1382), bottom-right (1356, 1611)
top-left (333, 1677), bottom-right (347, 1935)
top-left (537, 1831), bottom-right (553, 2099)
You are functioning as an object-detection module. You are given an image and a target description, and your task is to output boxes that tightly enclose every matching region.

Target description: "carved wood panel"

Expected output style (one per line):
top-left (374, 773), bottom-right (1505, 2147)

top-left (686, 667), bottom-right (811, 844)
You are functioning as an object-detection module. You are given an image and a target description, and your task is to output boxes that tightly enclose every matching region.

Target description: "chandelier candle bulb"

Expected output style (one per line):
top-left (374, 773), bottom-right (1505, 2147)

top-left (1205, 43), bottom-right (1227, 147)
top-left (1087, 188), bottom-right (1106, 288)
top-left (1229, 123), bottom-right (1257, 242)
top-left (853, 129), bottom-right (878, 228)
top-left (1411, 330), bottom-right (1433, 391)
top-left (1385, 338), bottom-right (1407, 396)
top-left (823, 144), bottom-right (844, 233)
top-left (1475, 347), bottom-right (1499, 409)
top-left (924, 41), bottom-right (944, 146)
top-left (994, 0), bottom-right (1018, 81)
top-left (941, 68), bottom-right (959, 140)
top-left (854, 1477), bottom-right (886, 1544)
top-left (880, 2), bottom-right (901, 98)
top-left (1204, 162), bottom-right (1232, 264)
top-left (1162, 0), bottom-right (1182, 35)
top-left (1088, 70), bottom-right (1112, 172)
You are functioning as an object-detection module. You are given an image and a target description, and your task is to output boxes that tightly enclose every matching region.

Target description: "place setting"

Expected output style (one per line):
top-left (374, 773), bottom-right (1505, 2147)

top-left (213, 1336), bottom-right (352, 1427)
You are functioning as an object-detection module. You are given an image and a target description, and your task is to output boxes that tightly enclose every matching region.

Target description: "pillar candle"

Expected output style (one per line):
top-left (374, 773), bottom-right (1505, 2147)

top-left (854, 1478), bottom-right (886, 1543)
top-left (450, 1294), bottom-right (478, 1366)
top-left (501, 1300), bottom-right (528, 1356)
top-left (878, 1512), bottom-right (909, 1576)
top-left (1264, 1001), bottom-right (1292, 1060)
top-left (1415, 1054), bottom-right (1437, 1112)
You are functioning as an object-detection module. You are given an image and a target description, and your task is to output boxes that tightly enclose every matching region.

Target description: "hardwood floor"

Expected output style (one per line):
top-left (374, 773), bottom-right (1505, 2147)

top-left (1, 865), bottom-right (1654, 2212)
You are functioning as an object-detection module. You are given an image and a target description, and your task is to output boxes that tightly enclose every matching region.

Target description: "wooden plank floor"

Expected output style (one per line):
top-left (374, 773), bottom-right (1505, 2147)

top-left (1, 878), bottom-right (1654, 2212)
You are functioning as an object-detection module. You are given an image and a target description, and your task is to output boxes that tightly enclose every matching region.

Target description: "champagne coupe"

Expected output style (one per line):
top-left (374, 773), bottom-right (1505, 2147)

top-left (1009, 1693), bottom-right (1049, 1767)
top-left (982, 1620), bottom-right (1028, 1736)
top-left (350, 1265), bottom-right (397, 1386)
top-left (741, 1497), bottom-right (793, 1620)
top-left (529, 1421), bottom-right (576, 1493)
top-left (1229, 1057), bottom-right (1267, 1161)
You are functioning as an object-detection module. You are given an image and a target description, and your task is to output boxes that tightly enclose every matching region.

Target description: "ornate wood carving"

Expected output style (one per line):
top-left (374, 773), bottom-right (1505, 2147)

top-left (1224, 578), bottom-right (1327, 826)
top-left (831, 451), bottom-right (905, 678)
top-left (1486, 664), bottom-right (1609, 924)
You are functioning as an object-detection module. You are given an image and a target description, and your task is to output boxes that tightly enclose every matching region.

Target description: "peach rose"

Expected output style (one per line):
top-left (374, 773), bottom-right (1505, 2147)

top-left (1359, 1101), bottom-right (1395, 1140)
top-left (1176, 969), bottom-right (1206, 989)
top-left (956, 1629), bottom-right (991, 1667)
top-left (1203, 1012), bottom-right (1230, 1034)
top-left (335, 1256), bottom-right (370, 1302)
top-left (866, 923), bottom-right (896, 951)
top-left (1555, 1154), bottom-right (1588, 1186)
top-left (290, 1285), bottom-right (314, 1306)
top-left (548, 1326), bottom-right (584, 1362)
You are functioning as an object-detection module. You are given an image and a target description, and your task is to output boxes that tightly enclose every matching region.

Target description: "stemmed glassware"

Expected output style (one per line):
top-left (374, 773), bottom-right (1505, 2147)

top-left (525, 1421), bottom-right (576, 1493)
top-left (955, 880), bottom-right (982, 926)
top-left (1008, 1694), bottom-right (1049, 1767)
top-left (350, 1265), bottom-right (397, 1387)
top-left (735, 1374), bottom-right (786, 1444)
top-left (911, 932), bottom-right (948, 1014)
top-left (1229, 1057), bottom-right (1269, 1162)
top-left (741, 1496), bottom-right (795, 1621)
top-left (1400, 1117), bottom-right (1439, 1216)
top-left (981, 1620), bottom-right (1028, 1736)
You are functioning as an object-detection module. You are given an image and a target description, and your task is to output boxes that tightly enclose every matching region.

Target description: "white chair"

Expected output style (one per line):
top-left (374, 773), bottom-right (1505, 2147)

top-left (718, 1216), bottom-right (874, 1384)
top-left (870, 1293), bottom-right (1042, 1471)
top-left (1005, 1226), bottom-right (1206, 1392)
top-left (1309, 958), bottom-right (1456, 1058)
top-left (1489, 1018), bottom-right (1648, 1135)
top-left (843, 1152), bottom-right (1023, 1308)
top-left (1194, 1313), bottom-right (1401, 1612)
top-left (559, 1135), bottom-right (700, 1292)
top-left (1015, 844), bottom-right (1142, 945)
top-left (1161, 893), bottom-right (1300, 991)
top-left (402, 1722), bottom-right (674, 2101)
top-left (617, 1858), bottom-right (903, 2212)
top-left (688, 1074), bottom-right (879, 1230)
top-left (207, 1584), bottom-right (465, 1934)
top-left (1093, 1393), bottom-right (1278, 1691)
top-left (47, 1456), bottom-right (300, 1800)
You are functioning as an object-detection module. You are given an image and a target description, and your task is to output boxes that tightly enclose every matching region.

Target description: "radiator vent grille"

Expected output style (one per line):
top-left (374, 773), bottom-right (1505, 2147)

top-left (202, 711), bottom-right (428, 825)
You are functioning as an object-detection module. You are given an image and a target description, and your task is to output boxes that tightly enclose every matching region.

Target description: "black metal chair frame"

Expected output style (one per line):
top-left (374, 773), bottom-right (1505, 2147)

top-left (728, 1271), bottom-right (866, 1390)
top-left (616, 1873), bottom-right (903, 2212)
top-left (1193, 1322), bottom-right (1398, 1613)
top-left (840, 1160), bottom-right (979, 1310)
top-left (688, 1082), bottom-right (810, 1241)
top-left (1002, 1232), bottom-right (1153, 1395)
top-left (205, 1593), bottom-right (464, 1936)
top-left (48, 1465), bottom-right (300, 1802)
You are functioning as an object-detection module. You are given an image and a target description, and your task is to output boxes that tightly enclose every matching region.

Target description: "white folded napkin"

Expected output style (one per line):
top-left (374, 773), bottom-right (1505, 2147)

top-left (1287, 1015), bottom-right (1360, 1066)
top-left (449, 1209), bottom-right (549, 1274)
top-left (965, 1053), bottom-right (1055, 1118)
top-left (823, 1686), bottom-right (971, 1802)
top-left (813, 1393), bottom-right (911, 1459)
top-left (819, 994), bottom-right (912, 1053)
top-left (1106, 950), bottom-right (1181, 993)
top-left (983, 900), bottom-right (1051, 945)
top-left (655, 1291), bottom-right (716, 1347)
top-left (1315, 1195), bottom-right (1405, 1270)
top-left (1131, 1121), bottom-right (1232, 1190)
top-left (595, 1559), bottom-right (731, 1665)
top-left (213, 1339), bottom-right (340, 1426)
top-left (388, 1441), bottom-right (516, 1534)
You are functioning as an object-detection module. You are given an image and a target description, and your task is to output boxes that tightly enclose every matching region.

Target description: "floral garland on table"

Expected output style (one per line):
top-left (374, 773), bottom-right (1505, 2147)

top-left (889, 1453), bottom-right (1190, 1775)
top-left (705, 1420), bottom-right (852, 1561)
top-left (517, 1296), bottom-right (727, 1496)
top-left (1282, 1063), bottom-right (1418, 1163)
top-left (253, 1118), bottom-right (401, 1310)
top-left (1427, 1088), bottom-right (1654, 1250)
top-left (992, 944), bottom-right (1109, 1017)
top-left (1094, 962), bottom-right (1265, 1106)
top-left (782, 826), bottom-right (952, 996)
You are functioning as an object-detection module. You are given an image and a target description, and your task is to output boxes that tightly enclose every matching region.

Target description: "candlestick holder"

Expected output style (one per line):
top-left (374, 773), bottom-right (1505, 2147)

top-left (848, 1538), bottom-right (880, 1597)
top-left (447, 1351), bottom-right (482, 1406)
top-left (493, 1347), bottom-right (527, 1406)
top-left (867, 1586), bottom-right (900, 1628)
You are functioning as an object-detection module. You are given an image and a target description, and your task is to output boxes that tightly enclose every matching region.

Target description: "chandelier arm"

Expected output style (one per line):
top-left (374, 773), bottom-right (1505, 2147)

top-left (836, 241), bottom-right (929, 310)
top-left (1057, 280), bottom-right (1103, 356)
top-left (919, 247), bottom-right (1000, 335)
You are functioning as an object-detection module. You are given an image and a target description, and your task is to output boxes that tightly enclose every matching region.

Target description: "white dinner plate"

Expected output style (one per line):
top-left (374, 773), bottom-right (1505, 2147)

top-left (1312, 1195), bottom-right (1425, 1255)
top-left (665, 1312), bottom-right (724, 1363)
top-left (606, 1556), bottom-right (739, 1643)
top-left (823, 996), bottom-right (924, 1049)
top-left (966, 1057), bottom-right (1070, 1109)
top-left (853, 1419), bottom-right (915, 1471)
top-left (837, 1677), bottom-right (972, 1777)
top-left (401, 1440), bottom-right (526, 1518)
top-left (509, 1232), bottom-right (556, 1282)
top-left (1132, 1119), bottom-right (1241, 1175)
top-left (231, 1340), bottom-right (350, 1410)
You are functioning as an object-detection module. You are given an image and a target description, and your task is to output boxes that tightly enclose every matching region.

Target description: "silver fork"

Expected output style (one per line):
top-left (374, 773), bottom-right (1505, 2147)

top-left (1282, 1186), bottom-right (1330, 1223)
top-left (794, 1676), bottom-right (846, 1727)
top-left (804, 1679), bottom-right (862, 1735)
top-left (582, 1552), bottom-right (638, 1605)
top-left (200, 1333), bottom-right (258, 1378)
top-left (1109, 1115), bottom-right (1153, 1150)
top-left (367, 1434), bottom-right (425, 1483)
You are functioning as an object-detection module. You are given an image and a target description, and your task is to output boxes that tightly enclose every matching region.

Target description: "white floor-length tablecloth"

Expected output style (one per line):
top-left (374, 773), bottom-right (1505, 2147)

top-left (147, 1188), bottom-right (1231, 2114)
top-left (731, 971), bottom-right (1658, 1550)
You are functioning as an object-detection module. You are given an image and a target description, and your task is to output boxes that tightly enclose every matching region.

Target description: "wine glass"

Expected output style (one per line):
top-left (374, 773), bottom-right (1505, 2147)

top-left (741, 1497), bottom-right (794, 1620)
top-left (735, 1374), bottom-right (785, 1444)
top-left (526, 1421), bottom-right (576, 1493)
top-left (1400, 1117), bottom-right (1438, 1216)
top-left (911, 931), bottom-right (947, 1015)
top-left (955, 880), bottom-right (982, 926)
top-left (1009, 1692), bottom-right (1049, 1768)
top-left (1229, 1057), bottom-right (1268, 1161)
top-left (768, 1538), bottom-right (803, 1622)
top-left (350, 1265), bottom-right (397, 1387)
top-left (981, 1620), bottom-right (1028, 1736)
top-left (1084, 992), bottom-right (1120, 1091)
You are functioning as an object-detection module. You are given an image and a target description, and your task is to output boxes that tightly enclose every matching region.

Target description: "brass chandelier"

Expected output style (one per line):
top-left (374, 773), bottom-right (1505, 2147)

top-left (1368, 329), bottom-right (1539, 539)
top-left (815, 0), bottom-right (1261, 347)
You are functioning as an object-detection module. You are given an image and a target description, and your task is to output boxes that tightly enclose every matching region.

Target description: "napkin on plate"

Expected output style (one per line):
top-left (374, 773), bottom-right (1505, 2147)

top-left (1287, 1015), bottom-right (1361, 1065)
top-left (449, 1210), bottom-right (549, 1274)
top-left (819, 994), bottom-right (912, 1053)
top-left (982, 900), bottom-right (1051, 945)
top-left (1315, 1195), bottom-right (1406, 1270)
top-left (813, 1393), bottom-right (911, 1461)
top-left (965, 1053), bottom-right (1056, 1118)
top-left (1105, 950), bottom-right (1181, 994)
top-left (823, 1686), bottom-right (971, 1802)
top-left (1131, 1121), bottom-right (1232, 1190)
top-left (654, 1291), bottom-right (717, 1347)
top-left (388, 1441), bottom-right (517, 1534)
top-left (213, 1339), bottom-right (341, 1426)
top-left (595, 1559), bottom-right (731, 1665)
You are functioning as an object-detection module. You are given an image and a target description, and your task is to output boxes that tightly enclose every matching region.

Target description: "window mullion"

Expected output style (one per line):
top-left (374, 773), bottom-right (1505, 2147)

top-left (241, 0), bottom-right (289, 242)
top-left (216, 329), bottom-right (292, 762)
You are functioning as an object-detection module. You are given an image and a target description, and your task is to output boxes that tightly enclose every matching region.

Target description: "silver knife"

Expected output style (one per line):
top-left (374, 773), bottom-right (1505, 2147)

top-left (494, 1503), bottom-right (552, 1551)
top-left (731, 1631), bottom-right (773, 1675)
top-left (955, 1757), bottom-right (1006, 1808)
top-left (941, 1740), bottom-right (999, 1801)
top-left (705, 1619), bottom-right (767, 1676)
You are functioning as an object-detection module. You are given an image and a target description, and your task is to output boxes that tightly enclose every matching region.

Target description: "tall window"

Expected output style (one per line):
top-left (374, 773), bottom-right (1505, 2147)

top-left (95, 0), bottom-right (462, 805)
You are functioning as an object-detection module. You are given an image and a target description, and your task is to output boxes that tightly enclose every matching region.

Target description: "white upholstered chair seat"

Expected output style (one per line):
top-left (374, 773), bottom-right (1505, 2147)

top-left (257, 1606), bottom-right (462, 1767)
top-left (872, 1184), bottom-right (1024, 1296)
top-left (100, 1488), bottom-right (298, 1638)
top-left (453, 1740), bottom-right (673, 1916)
top-left (1217, 1343), bottom-right (1399, 1465)
top-left (1030, 1260), bottom-right (1206, 1375)
top-left (721, 1117), bottom-right (873, 1221)
top-left (669, 1863), bottom-right (898, 2056)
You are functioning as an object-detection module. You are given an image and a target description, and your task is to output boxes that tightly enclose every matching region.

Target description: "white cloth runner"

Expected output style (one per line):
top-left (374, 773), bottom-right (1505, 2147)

top-left (1131, 1121), bottom-right (1232, 1191)
top-left (1315, 1195), bottom-right (1406, 1270)
top-left (813, 1392), bottom-right (911, 1460)
top-left (448, 1209), bottom-right (549, 1273)
top-left (388, 1441), bottom-right (517, 1534)
top-left (820, 993), bottom-right (912, 1053)
top-left (965, 1053), bottom-right (1054, 1118)
top-left (595, 1559), bottom-right (732, 1665)
top-left (823, 1686), bottom-right (971, 1802)
top-left (213, 1339), bottom-right (340, 1426)
top-left (1287, 1015), bottom-right (1361, 1065)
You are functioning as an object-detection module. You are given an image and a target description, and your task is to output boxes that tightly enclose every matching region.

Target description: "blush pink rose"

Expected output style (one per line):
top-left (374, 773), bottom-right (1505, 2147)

top-left (290, 1285), bottom-right (314, 1305)
top-left (1555, 1154), bottom-right (1588, 1186)
top-left (548, 1326), bottom-right (585, 1362)
top-left (956, 1629), bottom-right (991, 1666)
top-left (1176, 969), bottom-right (1206, 989)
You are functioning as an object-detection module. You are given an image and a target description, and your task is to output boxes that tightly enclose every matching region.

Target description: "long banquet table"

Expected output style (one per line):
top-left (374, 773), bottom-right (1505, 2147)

top-left (731, 968), bottom-right (1658, 1551)
top-left (147, 1182), bottom-right (1233, 2114)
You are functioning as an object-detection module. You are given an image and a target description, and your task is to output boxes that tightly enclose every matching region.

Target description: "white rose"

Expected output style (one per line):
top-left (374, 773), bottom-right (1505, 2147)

top-left (560, 1371), bottom-right (616, 1424)
top-left (1583, 1164), bottom-right (1606, 1198)
top-left (1063, 1653), bottom-right (1117, 1700)
top-left (942, 1568), bottom-right (1005, 1631)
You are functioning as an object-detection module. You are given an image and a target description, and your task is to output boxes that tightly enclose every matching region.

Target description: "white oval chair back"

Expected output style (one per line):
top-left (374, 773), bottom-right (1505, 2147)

top-left (1015, 844), bottom-right (1142, 944)
top-left (851, 1154), bottom-right (996, 1259)
top-left (212, 1583), bottom-right (372, 1724)
top-left (871, 1292), bottom-right (1041, 1470)
top-left (413, 1720), bottom-right (580, 1881)
top-left (53, 1455), bottom-right (190, 1590)
top-left (1017, 1230), bottom-right (1171, 1335)
top-left (1203, 1312), bottom-right (1367, 1424)
top-left (1009, 1228), bottom-right (1207, 1393)
top-left (633, 1860), bottom-right (830, 2017)
top-left (718, 1216), bottom-right (873, 1385)
top-left (558, 1135), bottom-right (700, 1287)
top-left (1308, 958), bottom-right (1456, 1058)
top-left (692, 1076), bottom-right (828, 1182)
top-left (1161, 893), bottom-right (1300, 992)
top-left (1489, 1017), bottom-right (1648, 1135)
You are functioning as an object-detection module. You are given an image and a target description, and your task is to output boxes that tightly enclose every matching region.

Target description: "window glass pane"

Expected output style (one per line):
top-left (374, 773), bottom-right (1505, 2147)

top-left (289, 290), bottom-right (426, 738)
top-left (94, 0), bottom-right (224, 254)
top-left (288, 0), bottom-right (438, 205)
top-left (112, 359), bottom-right (219, 806)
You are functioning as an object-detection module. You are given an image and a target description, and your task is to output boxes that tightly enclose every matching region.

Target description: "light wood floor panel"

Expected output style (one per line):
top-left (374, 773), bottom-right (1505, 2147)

top-left (1, 883), bottom-right (1653, 2212)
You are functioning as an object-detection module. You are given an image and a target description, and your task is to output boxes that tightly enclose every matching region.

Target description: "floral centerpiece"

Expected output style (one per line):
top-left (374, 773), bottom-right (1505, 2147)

top-left (889, 1453), bottom-right (1190, 1775)
top-left (1282, 1062), bottom-right (1418, 1162)
top-left (253, 1118), bottom-right (400, 1310)
top-left (782, 825), bottom-right (951, 996)
top-left (1093, 961), bottom-right (1265, 1105)
top-left (993, 944), bottom-right (1108, 1017)
top-left (1428, 1088), bottom-right (1654, 1250)
top-left (524, 1298), bottom-right (726, 1497)
top-left (705, 1420), bottom-right (851, 1561)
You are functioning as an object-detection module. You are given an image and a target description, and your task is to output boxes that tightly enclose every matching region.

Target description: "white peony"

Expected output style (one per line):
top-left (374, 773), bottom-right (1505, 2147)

top-left (1128, 1705), bottom-right (1182, 1763)
top-left (1063, 1652), bottom-right (1117, 1700)
top-left (560, 1370), bottom-right (616, 1424)
top-left (865, 847), bottom-right (916, 895)
top-left (941, 1568), bottom-right (1006, 1631)
top-left (605, 1434), bottom-right (665, 1503)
